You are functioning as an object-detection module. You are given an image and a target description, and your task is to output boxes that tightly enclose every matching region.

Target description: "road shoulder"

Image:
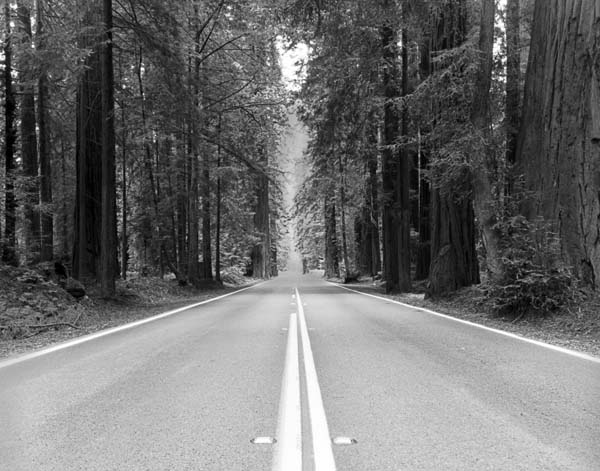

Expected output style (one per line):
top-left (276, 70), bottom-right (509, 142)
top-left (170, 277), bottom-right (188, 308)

top-left (329, 280), bottom-right (600, 359)
top-left (0, 276), bottom-right (260, 360)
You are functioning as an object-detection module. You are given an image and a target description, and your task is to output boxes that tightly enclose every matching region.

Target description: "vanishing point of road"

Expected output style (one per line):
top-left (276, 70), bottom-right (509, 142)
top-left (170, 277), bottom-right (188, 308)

top-left (1, 270), bottom-right (598, 470)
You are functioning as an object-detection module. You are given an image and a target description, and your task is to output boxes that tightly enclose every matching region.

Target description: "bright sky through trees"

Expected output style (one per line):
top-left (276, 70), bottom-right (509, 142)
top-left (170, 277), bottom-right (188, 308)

top-left (278, 39), bottom-right (309, 91)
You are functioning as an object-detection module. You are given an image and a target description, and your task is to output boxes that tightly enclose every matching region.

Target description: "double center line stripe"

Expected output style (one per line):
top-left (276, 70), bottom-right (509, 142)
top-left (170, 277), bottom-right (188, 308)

top-left (272, 288), bottom-right (336, 471)
top-left (272, 313), bottom-right (302, 471)
top-left (296, 288), bottom-right (337, 471)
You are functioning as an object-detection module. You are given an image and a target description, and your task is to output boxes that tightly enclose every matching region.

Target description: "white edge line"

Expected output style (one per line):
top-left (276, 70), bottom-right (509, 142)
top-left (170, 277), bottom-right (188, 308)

top-left (296, 287), bottom-right (337, 471)
top-left (331, 282), bottom-right (600, 364)
top-left (272, 313), bottom-right (302, 471)
top-left (0, 281), bottom-right (266, 370)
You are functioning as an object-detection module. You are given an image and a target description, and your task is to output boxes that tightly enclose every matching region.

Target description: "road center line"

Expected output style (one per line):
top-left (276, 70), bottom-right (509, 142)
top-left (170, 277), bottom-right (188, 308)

top-left (295, 288), bottom-right (337, 471)
top-left (272, 313), bottom-right (302, 471)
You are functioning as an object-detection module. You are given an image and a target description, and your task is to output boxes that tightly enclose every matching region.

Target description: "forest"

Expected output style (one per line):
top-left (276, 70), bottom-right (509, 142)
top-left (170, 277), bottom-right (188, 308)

top-left (0, 0), bottom-right (290, 299)
top-left (292, 0), bottom-right (600, 318)
top-left (0, 0), bottom-right (598, 320)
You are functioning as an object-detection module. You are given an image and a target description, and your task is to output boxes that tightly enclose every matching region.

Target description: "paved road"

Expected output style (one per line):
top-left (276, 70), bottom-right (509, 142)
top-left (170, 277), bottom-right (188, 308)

top-left (1, 271), bottom-right (599, 470)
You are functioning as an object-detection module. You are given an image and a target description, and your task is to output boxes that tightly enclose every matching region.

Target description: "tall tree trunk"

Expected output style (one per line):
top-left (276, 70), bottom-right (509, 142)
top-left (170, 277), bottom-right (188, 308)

top-left (100, 0), bottom-right (116, 297)
top-left (415, 28), bottom-right (432, 281)
top-left (414, 130), bottom-right (430, 280)
top-left (505, 0), bottom-right (521, 169)
top-left (187, 140), bottom-right (200, 284)
top-left (471, 0), bottom-right (503, 281)
top-left (355, 211), bottom-right (368, 274)
top-left (270, 216), bottom-right (278, 277)
top-left (2, 0), bottom-right (17, 266)
top-left (60, 140), bottom-right (69, 258)
top-left (516, 0), bottom-right (600, 288)
top-left (380, 7), bottom-right (401, 292)
top-left (176, 136), bottom-right (188, 278)
top-left (367, 133), bottom-right (381, 276)
top-left (338, 152), bottom-right (351, 278)
top-left (120, 110), bottom-right (127, 279)
top-left (188, 8), bottom-right (203, 284)
top-left (176, 134), bottom-right (190, 276)
top-left (253, 170), bottom-right (271, 279)
top-left (214, 115), bottom-right (222, 282)
top-left (429, 190), bottom-right (479, 296)
top-left (73, 1), bottom-right (103, 280)
top-left (201, 153), bottom-right (213, 279)
top-left (18, 1), bottom-right (40, 262)
top-left (187, 101), bottom-right (200, 283)
top-left (427, 0), bottom-right (480, 297)
top-left (324, 188), bottom-right (339, 279)
top-left (37, 0), bottom-right (53, 262)
top-left (397, 26), bottom-right (412, 290)
top-left (356, 128), bottom-right (380, 277)
top-left (118, 51), bottom-right (128, 279)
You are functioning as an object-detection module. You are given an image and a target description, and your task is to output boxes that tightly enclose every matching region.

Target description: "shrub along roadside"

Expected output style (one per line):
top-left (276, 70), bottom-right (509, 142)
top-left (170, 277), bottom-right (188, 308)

top-left (486, 215), bottom-right (576, 320)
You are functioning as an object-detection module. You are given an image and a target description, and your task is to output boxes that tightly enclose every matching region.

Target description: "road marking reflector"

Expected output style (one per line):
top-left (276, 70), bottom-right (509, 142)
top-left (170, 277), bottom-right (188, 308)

top-left (252, 437), bottom-right (277, 445)
top-left (332, 437), bottom-right (357, 446)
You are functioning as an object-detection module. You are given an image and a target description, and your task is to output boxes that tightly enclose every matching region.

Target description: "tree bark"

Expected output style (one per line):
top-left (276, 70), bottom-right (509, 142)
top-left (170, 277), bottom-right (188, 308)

top-left (214, 115), bottom-right (222, 282)
top-left (415, 26), bottom-right (432, 281)
top-left (187, 139), bottom-right (200, 284)
top-left (367, 134), bottom-right (381, 276)
top-left (505, 0), bottom-right (521, 169)
top-left (253, 170), bottom-right (271, 279)
top-left (427, 0), bottom-right (480, 297)
top-left (37, 0), bottom-right (53, 262)
top-left (338, 152), bottom-right (351, 278)
top-left (2, 0), bottom-right (18, 266)
top-left (100, 0), bottom-right (116, 297)
top-left (397, 26), bottom-right (412, 290)
top-left (176, 136), bottom-right (188, 278)
top-left (73, 1), bottom-right (103, 280)
top-left (429, 189), bottom-right (479, 296)
top-left (18, 1), bottom-right (40, 262)
top-left (120, 105), bottom-right (127, 279)
top-left (414, 130), bottom-right (430, 281)
top-left (516, 0), bottom-right (600, 288)
top-left (380, 9), bottom-right (402, 292)
top-left (471, 0), bottom-right (504, 282)
top-left (324, 188), bottom-right (339, 279)
top-left (201, 153), bottom-right (213, 280)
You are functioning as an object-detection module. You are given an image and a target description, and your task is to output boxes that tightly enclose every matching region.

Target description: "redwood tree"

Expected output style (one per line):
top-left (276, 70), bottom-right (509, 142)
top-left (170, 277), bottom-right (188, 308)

top-left (37, 0), bottom-right (53, 262)
top-left (18, 1), bottom-right (40, 261)
top-left (516, 0), bottom-right (600, 288)
top-left (505, 0), bottom-right (520, 168)
top-left (100, 0), bottom-right (117, 296)
top-left (73, 2), bottom-right (102, 279)
top-left (2, 1), bottom-right (17, 266)
top-left (427, 0), bottom-right (480, 297)
top-left (380, 0), bottom-right (410, 293)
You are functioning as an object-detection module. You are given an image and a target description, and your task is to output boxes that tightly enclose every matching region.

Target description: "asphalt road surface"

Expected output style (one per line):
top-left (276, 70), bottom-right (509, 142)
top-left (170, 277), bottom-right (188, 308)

top-left (1, 270), bottom-right (599, 470)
